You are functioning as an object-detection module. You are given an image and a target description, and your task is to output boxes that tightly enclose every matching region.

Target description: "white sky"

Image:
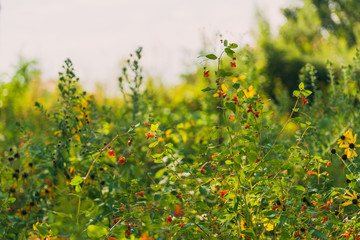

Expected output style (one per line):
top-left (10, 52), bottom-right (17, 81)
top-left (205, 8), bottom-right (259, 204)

top-left (0, 0), bottom-right (294, 94)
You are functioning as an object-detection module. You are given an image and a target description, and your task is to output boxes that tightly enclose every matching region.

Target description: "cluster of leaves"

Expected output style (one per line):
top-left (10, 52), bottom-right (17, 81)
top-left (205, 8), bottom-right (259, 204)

top-left (2, 40), bottom-right (360, 240)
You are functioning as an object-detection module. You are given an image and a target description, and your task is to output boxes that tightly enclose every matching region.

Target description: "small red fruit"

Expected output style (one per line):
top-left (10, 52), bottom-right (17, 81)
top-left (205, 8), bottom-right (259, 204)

top-left (230, 62), bottom-right (236, 67)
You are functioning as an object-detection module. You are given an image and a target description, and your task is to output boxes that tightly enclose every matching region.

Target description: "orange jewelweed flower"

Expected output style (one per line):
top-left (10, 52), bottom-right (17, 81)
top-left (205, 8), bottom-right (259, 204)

top-left (174, 205), bottom-right (184, 217)
top-left (326, 161), bottom-right (331, 167)
top-left (245, 123), bottom-right (250, 129)
top-left (108, 149), bottom-right (115, 157)
top-left (301, 96), bottom-right (308, 105)
top-left (144, 122), bottom-right (151, 127)
top-left (166, 215), bottom-right (173, 223)
top-left (230, 62), bottom-right (236, 67)
top-left (219, 190), bottom-right (229, 198)
top-left (140, 233), bottom-right (154, 240)
top-left (231, 96), bottom-right (239, 104)
top-left (135, 191), bottom-right (144, 197)
top-left (200, 168), bottom-right (207, 173)
top-left (203, 70), bottom-right (210, 78)
top-left (118, 156), bottom-right (125, 164)
top-left (229, 115), bottom-right (235, 122)
top-left (145, 132), bottom-right (155, 140)
top-left (308, 171), bottom-right (317, 176)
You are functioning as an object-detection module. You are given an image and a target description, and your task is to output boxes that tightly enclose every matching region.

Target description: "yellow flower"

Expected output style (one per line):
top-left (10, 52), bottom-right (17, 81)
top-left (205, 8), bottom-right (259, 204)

top-left (337, 130), bottom-right (353, 146)
top-left (17, 208), bottom-right (29, 220)
top-left (27, 201), bottom-right (38, 212)
top-left (340, 131), bottom-right (360, 158)
top-left (213, 84), bottom-right (228, 98)
top-left (243, 85), bottom-right (256, 98)
top-left (342, 190), bottom-right (360, 207)
top-left (231, 75), bottom-right (246, 83)
top-left (262, 218), bottom-right (276, 231)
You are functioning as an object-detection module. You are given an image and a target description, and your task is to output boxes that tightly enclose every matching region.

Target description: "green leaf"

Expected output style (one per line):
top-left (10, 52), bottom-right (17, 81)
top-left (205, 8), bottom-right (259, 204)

top-left (229, 43), bottom-right (238, 49)
top-left (274, 144), bottom-right (285, 153)
top-left (225, 48), bottom-right (235, 58)
top-left (293, 90), bottom-right (300, 97)
top-left (87, 225), bottom-right (108, 238)
top-left (302, 90), bottom-right (312, 96)
top-left (224, 40), bottom-right (228, 47)
top-left (225, 160), bottom-right (233, 165)
top-left (242, 229), bottom-right (256, 238)
top-left (205, 54), bottom-right (217, 60)
top-left (299, 82), bottom-right (304, 90)
top-left (7, 197), bottom-right (16, 203)
top-left (309, 228), bottom-right (328, 239)
top-left (294, 185), bottom-right (306, 192)
top-left (70, 176), bottom-right (83, 186)
top-left (199, 186), bottom-right (210, 195)
top-left (201, 87), bottom-right (215, 92)
top-left (293, 108), bottom-right (299, 112)
top-left (149, 141), bottom-right (159, 148)
top-left (151, 123), bottom-right (159, 132)
top-left (225, 102), bottom-right (236, 113)
top-left (233, 82), bottom-right (240, 89)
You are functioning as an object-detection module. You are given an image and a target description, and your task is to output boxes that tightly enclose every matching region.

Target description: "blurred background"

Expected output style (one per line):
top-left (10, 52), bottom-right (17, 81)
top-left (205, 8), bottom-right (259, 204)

top-left (0, 0), bottom-right (295, 94)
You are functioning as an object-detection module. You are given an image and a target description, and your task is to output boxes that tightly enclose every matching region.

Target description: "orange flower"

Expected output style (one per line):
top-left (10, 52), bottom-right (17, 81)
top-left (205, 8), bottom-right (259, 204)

top-left (230, 62), bottom-right (236, 67)
top-left (300, 205), bottom-right (307, 212)
top-left (200, 168), bottom-right (207, 173)
top-left (118, 156), bottom-right (125, 164)
top-left (301, 96), bottom-right (308, 105)
top-left (144, 122), bottom-right (151, 127)
top-left (203, 70), bottom-right (210, 78)
top-left (308, 171), bottom-right (317, 176)
top-left (229, 115), bottom-right (235, 122)
top-left (219, 190), bottom-right (229, 198)
top-left (326, 161), bottom-right (331, 167)
top-left (135, 191), bottom-right (144, 197)
top-left (139, 233), bottom-right (154, 240)
top-left (174, 205), bottom-right (184, 217)
top-left (322, 216), bottom-right (328, 222)
top-left (108, 149), bottom-right (115, 157)
top-left (245, 123), bottom-right (250, 129)
top-left (166, 215), bottom-right (173, 223)
top-left (231, 96), bottom-right (239, 104)
top-left (145, 132), bottom-right (155, 140)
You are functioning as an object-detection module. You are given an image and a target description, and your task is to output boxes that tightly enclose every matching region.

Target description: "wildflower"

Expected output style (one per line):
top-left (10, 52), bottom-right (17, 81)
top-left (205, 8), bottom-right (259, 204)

top-left (300, 205), bottom-right (307, 212)
top-left (245, 123), bottom-right (250, 129)
top-left (342, 190), bottom-right (360, 207)
top-left (331, 149), bottom-right (336, 154)
top-left (243, 85), bottom-right (256, 98)
top-left (231, 96), bottom-right (239, 104)
top-left (231, 75), bottom-right (246, 83)
top-left (174, 205), bottom-right (184, 217)
top-left (326, 161), bottom-right (331, 167)
top-left (107, 149), bottom-right (115, 157)
top-left (301, 96), bottom-right (308, 105)
top-left (337, 130), bottom-right (352, 146)
top-left (118, 156), bottom-right (125, 164)
top-left (9, 187), bottom-right (16, 197)
top-left (342, 154), bottom-right (348, 160)
top-left (230, 62), bottom-right (236, 67)
top-left (340, 131), bottom-right (360, 158)
top-left (27, 201), bottom-right (37, 211)
top-left (140, 233), bottom-right (154, 240)
top-left (272, 199), bottom-right (285, 211)
top-left (144, 122), bottom-right (151, 127)
top-left (203, 70), bottom-right (210, 78)
top-left (219, 190), bottom-right (229, 198)
top-left (17, 208), bottom-right (28, 220)
top-left (308, 171), bottom-right (317, 176)
top-left (135, 191), bottom-right (144, 197)
top-left (145, 132), bottom-right (155, 140)
top-left (322, 216), bottom-right (328, 222)
top-left (319, 199), bottom-right (332, 211)
top-left (166, 215), bottom-right (173, 223)
top-left (41, 186), bottom-right (54, 199)
top-left (229, 115), bottom-right (235, 122)
top-left (200, 168), bottom-right (207, 174)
